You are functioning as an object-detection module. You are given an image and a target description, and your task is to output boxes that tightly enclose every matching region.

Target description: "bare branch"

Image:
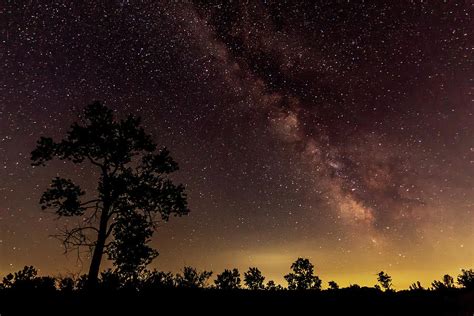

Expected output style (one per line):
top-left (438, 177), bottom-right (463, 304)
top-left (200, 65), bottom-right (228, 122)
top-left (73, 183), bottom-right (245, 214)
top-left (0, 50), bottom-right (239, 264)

top-left (85, 153), bottom-right (104, 169)
top-left (80, 199), bottom-right (101, 206)
top-left (51, 225), bottom-right (98, 260)
top-left (105, 222), bottom-right (116, 239)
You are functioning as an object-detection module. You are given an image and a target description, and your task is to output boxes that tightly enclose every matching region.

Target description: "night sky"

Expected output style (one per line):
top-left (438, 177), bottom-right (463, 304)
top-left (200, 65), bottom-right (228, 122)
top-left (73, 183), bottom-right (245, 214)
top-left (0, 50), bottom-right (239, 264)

top-left (1, 1), bottom-right (473, 288)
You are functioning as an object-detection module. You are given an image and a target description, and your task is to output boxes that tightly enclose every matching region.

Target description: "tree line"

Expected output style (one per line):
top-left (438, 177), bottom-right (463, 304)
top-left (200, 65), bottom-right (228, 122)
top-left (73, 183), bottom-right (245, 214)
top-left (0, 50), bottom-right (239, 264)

top-left (1, 259), bottom-right (473, 292)
top-left (24, 102), bottom-right (474, 295)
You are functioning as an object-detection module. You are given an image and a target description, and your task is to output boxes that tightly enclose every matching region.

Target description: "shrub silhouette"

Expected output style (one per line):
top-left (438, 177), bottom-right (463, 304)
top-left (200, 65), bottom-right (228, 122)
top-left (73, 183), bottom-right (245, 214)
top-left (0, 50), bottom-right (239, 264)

top-left (31, 102), bottom-right (189, 288)
top-left (244, 267), bottom-right (265, 290)
top-left (431, 274), bottom-right (455, 290)
top-left (265, 280), bottom-right (283, 290)
top-left (175, 266), bottom-right (213, 289)
top-left (214, 269), bottom-right (241, 289)
top-left (457, 269), bottom-right (474, 289)
top-left (1, 266), bottom-right (55, 291)
top-left (284, 258), bottom-right (322, 290)
top-left (328, 280), bottom-right (339, 290)
top-left (107, 210), bottom-right (158, 283)
top-left (99, 269), bottom-right (122, 290)
top-left (408, 281), bottom-right (425, 291)
top-left (140, 269), bottom-right (175, 290)
top-left (376, 271), bottom-right (392, 292)
top-left (58, 276), bottom-right (75, 292)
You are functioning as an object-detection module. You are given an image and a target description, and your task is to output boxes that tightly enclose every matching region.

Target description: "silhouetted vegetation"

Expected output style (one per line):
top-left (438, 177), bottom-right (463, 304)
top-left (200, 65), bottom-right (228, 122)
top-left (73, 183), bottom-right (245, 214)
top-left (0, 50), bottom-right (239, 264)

top-left (377, 271), bottom-right (393, 292)
top-left (432, 274), bottom-right (455, 290)
top-left (214, 268), bottom-right (241, 290)
top-left (30, 102), bottom-right (189, 288)
top-left (175, 266), bottom-right (213, 289)
top-left (244, 267), bottom-right (265, 290)
top-left (457, 269), bottom-right (474, 289)
top-left (284, 257), bottom-right (322, 290)
top-left (2, 103), bottom-right (470, 315)
top-left (408, 281), bottom-right (425, 291)
top-left (1, 263), bottom-right (473, 315)
top-left (328, 280), bottom-right (339, 290)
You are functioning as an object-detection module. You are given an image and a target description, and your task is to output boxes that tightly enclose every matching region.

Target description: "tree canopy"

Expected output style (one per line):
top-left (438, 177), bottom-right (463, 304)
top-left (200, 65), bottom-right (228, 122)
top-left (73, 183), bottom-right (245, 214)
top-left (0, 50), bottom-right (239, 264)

top-left (284, 258), bottom-right (322, 290)
top-left (31, 102), bottom-right (189, 287)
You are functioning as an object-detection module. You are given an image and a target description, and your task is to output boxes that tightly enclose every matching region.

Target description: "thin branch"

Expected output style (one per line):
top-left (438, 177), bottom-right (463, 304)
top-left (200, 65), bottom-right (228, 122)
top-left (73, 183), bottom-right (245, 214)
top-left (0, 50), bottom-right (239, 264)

top-left (82, 202), bottom-right (102, 224)
top-left (51, 225), bottom-right (98, 260)
top-left (85, 153), bottom-right (104, 169)
top-left (80, 199), bottom-right (101, 206)
top-left (105, 222), bottom-right (116, 239)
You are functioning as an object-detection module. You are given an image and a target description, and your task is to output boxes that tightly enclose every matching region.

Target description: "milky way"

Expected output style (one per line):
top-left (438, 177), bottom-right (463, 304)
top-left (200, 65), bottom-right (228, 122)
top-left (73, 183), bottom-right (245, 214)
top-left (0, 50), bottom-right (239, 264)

top-left (1, 1), bottom-right (473, 288)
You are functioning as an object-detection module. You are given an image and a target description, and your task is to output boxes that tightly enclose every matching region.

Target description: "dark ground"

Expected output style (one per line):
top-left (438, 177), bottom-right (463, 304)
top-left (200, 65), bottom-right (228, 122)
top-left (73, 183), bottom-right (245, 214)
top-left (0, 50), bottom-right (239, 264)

top-left (1, 288), bottom-right (473, 316)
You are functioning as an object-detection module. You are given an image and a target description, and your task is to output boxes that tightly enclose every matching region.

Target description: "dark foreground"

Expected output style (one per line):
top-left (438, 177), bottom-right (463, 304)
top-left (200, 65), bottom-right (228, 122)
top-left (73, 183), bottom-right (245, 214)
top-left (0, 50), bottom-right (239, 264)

top-left (1, 288), bottom-right (473, 316)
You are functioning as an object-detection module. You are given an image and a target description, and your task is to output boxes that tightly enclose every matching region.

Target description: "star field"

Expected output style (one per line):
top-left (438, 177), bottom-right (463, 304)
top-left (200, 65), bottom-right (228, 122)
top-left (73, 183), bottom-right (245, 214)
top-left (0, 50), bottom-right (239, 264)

top-left (0, 1), bottom-right (473, 288)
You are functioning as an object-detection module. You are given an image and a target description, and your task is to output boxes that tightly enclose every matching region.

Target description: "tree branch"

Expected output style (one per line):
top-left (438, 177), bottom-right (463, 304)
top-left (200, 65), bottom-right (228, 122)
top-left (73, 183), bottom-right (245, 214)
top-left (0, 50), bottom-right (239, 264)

top-left (80, 199), bottom-right (101, 206)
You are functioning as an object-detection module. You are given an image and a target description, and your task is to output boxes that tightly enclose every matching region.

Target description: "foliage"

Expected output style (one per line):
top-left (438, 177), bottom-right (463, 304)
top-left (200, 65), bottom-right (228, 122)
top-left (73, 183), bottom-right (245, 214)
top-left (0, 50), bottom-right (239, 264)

top-left (31, 102), bottom-right (189, 286)
top-left (244, 267), bottom-right (265, 290)
top-left (107, 210), bottom-right (159, 282)
top-left (408, 281), bottom-right (424, 291)
top-left (175, 266), bottom-right (213, 288)
top-left (377, 271), bottom-right (392, 292)
top-left (457, 269), bottom-right (474, 289)
top-left (328, 280), bottom-right (339, 290)
top-left (431, 274), bottom-right (455, 290)
top-left (214, 269), bottom-right (241, 290)
top-left (140, 270), bottom-right (175, 290)
top-left (1, 266), bottom-right (55, 291)
top-left (265, 280), bottom-right (283, 290)
top-left (284, 258), bottom-right (322, 290)
top-left (57, 276), bottom-right (76, 292)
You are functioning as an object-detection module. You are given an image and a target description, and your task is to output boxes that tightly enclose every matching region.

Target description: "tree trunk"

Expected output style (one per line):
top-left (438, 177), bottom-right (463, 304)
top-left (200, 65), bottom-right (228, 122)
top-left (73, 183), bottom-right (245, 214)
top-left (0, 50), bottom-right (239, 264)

top-left (87, 206), bottom-right (109, 289)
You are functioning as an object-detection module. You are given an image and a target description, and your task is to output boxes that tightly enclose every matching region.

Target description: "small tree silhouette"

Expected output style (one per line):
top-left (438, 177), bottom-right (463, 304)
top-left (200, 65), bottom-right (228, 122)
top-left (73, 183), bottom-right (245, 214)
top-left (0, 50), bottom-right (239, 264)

top-left (31, 102), bottom-right (189, 288)
top-left (244, 267), bottom-right (265, 290)
top-left (1, 266), bottom-right (55, 291)
top-left (457, 269), bottom-right (474, 289)
top-left (376, 271), bottom-right (392, 292)
top-left (284, 258), bottom-right (322, 290)
top-left (214, 269), bottom-right (241, 289)
top-left (141, 269), bottom-right (175, 290)
top-left (265, 280), bottom-right (283, 290)
top-left (107, 210), bottom-right (158, 283)
top-left (432, 274), bottom-right (455, 290)
top-left (408, 281), bottom-right (424, 291)
top-left (57, 276), bottom-right (75, 292)
top-left (328, 280), bottom-right (339, 290)
top-left (99, 269), bottom-right (123, 290)
top-left (175, 266), bottom-right (213, 288)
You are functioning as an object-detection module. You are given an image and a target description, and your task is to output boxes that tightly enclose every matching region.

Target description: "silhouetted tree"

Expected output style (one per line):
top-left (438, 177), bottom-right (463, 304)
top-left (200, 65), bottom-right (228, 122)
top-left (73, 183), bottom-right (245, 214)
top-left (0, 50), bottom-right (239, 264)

top-left (328, 280), bottom-right (339, 290)
top-left (244, 267), bottom-right (265, 290)
top-left (31, 102), bottom-right (189, 288)
top-left (284, 258), bottom-right (322, 290)
top-left (432, 274), bottom-right (455, 290)
top-left (99, 269), bottom-right (122, 290)
top-left (409, 281), bottom-right (425, 291)
top-left (2, 266), bottom-right (36, 289)
top-left (214, 269), bottom-right (241, 289)
top-left (57, 276), bottom-right (75, 292)
top-left (141, 269), bottom-right (175, 290)
top-left (265, 280), bottom-right (278, 291)
top-left (107, 210), bottom-right (158, 283)
top-left (75, 274), bottom-right (89, 291)
top-left (457, 269), bottom-right (474, 289)
top-left (265, 280), bottom-right (283, 290)
top-left (377, 271), bottom-right (392, 292)
top-left (1, 266), bottom-right (55, 291)
top-left (175, 266), bottom-right (213, 288)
